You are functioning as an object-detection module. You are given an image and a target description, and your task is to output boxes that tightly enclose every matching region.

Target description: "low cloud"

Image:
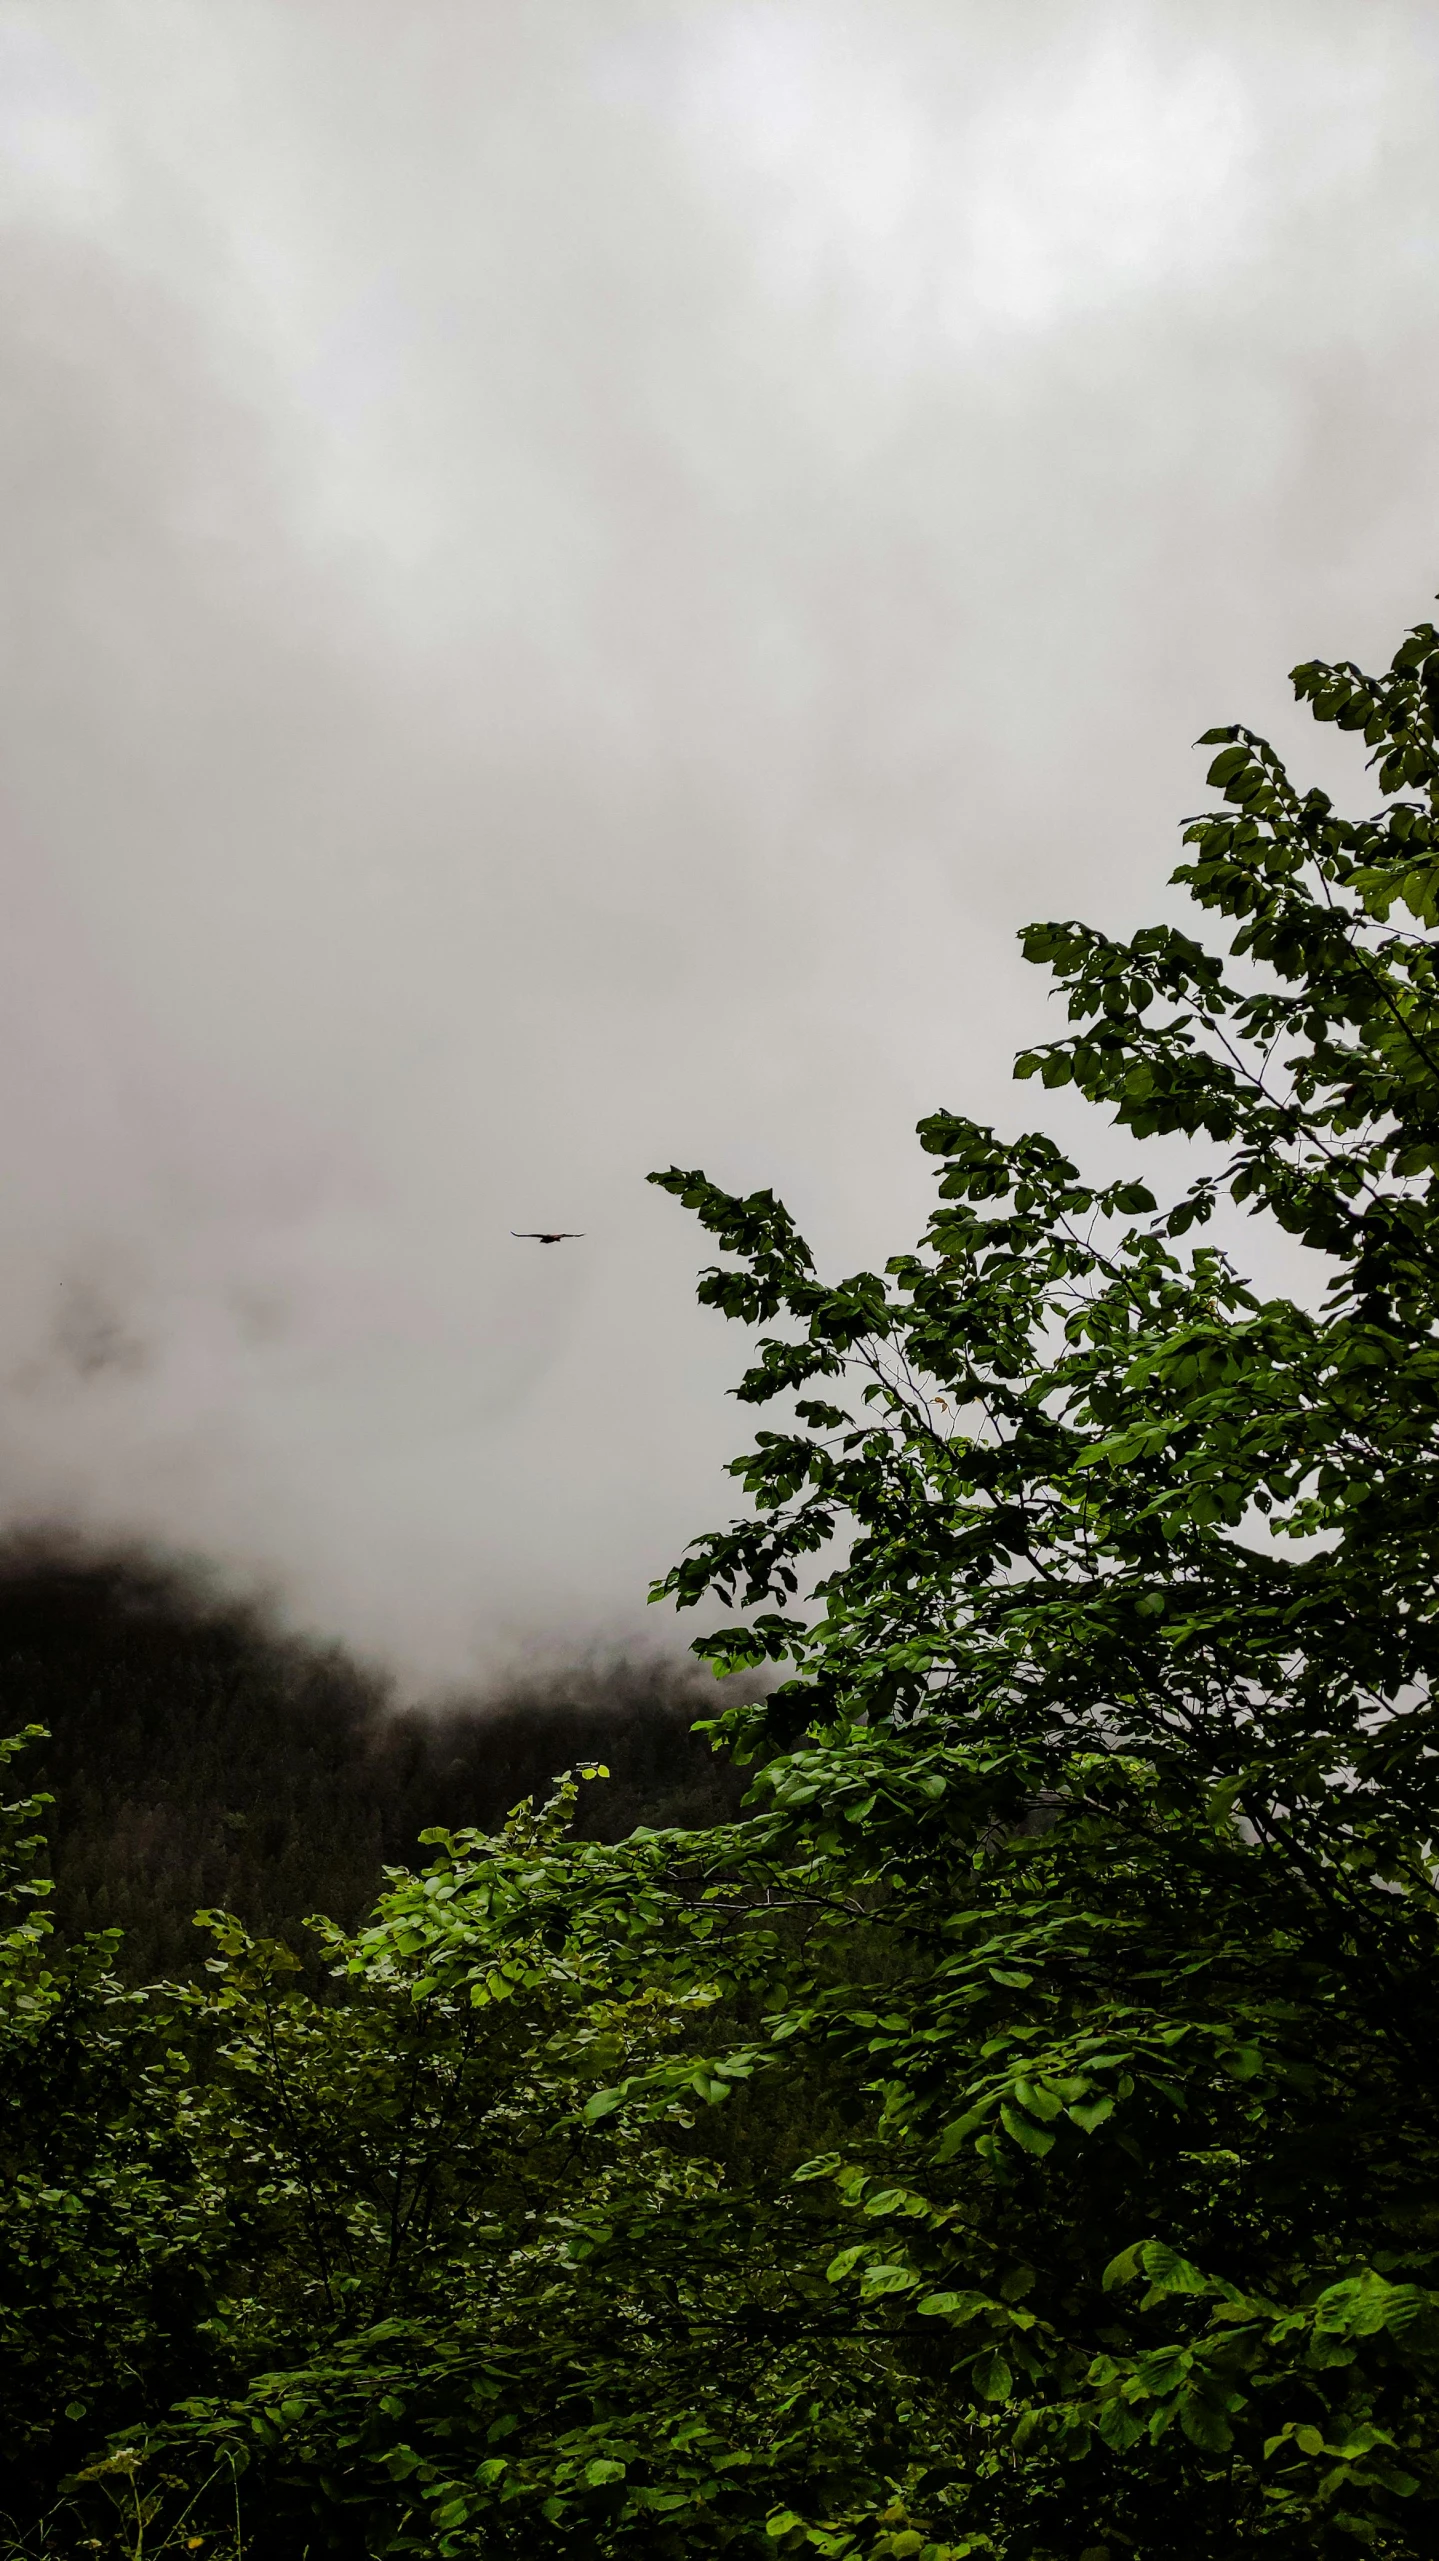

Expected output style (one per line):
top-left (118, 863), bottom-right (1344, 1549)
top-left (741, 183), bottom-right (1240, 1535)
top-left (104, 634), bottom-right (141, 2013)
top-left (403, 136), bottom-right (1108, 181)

top-left (0, 0), bottom-right (1434, 1680)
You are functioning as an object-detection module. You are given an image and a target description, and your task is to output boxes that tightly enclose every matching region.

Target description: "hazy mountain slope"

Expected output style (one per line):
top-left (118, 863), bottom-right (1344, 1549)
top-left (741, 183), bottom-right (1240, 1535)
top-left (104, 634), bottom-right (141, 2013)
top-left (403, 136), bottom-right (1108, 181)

top-left (0, 1542), bottom-right (743, 1976)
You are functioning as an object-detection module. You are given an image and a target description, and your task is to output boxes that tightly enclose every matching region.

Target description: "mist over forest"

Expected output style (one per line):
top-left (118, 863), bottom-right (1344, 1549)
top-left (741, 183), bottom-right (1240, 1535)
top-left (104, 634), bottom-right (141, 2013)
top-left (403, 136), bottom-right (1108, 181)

top-left (0, 1538), bottom-right (748, 1978)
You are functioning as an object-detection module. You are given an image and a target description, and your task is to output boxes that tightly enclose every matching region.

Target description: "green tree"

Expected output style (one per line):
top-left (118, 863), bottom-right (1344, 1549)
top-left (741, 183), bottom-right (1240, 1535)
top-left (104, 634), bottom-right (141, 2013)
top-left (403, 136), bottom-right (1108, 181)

top-left (0, 1727), bottom-right (232, 2531)
top-left (628, 610), bottom-right (1439, 2554)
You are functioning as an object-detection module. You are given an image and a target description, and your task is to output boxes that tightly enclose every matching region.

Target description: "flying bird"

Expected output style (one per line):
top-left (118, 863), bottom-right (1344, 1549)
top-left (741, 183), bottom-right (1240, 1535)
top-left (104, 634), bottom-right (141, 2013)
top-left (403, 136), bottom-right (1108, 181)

top-left (512, 1231), bottom-right (585, 1244)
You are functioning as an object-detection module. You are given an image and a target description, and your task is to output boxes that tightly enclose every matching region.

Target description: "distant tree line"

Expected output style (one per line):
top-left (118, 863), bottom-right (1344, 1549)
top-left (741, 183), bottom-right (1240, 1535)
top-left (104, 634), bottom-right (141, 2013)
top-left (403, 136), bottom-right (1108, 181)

top-left (0, 1543), bottom-right (746, 1978)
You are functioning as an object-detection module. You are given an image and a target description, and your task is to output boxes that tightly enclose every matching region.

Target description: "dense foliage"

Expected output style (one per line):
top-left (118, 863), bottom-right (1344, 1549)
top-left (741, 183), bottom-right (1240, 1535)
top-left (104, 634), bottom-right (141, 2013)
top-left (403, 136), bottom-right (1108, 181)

top-left (7, 610), bottom-right (1439, 2558)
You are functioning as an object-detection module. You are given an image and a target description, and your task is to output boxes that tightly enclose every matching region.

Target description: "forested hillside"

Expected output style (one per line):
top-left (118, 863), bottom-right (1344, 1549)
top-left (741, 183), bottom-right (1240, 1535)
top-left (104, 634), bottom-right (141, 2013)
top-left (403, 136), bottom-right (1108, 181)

top-left (0, 1544), bottom-right (745, 1975)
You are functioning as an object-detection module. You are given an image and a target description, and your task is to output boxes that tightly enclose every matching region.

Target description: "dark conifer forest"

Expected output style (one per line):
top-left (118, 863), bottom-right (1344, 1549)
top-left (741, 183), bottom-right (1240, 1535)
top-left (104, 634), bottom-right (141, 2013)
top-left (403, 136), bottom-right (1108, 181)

top-left (0, 1542), bottom-right (744, 1977)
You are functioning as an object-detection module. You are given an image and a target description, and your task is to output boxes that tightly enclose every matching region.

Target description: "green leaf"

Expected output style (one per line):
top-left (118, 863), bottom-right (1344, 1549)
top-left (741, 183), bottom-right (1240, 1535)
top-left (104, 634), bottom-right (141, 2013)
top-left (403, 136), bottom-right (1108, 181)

top-left (1139, 2242), bottom-right (1210, 2296)
top-left (792, 2152), bottom-right (843, 2182)
top-left (1102, 2246), bottom-right (1143, 2292)
top-left (1000, 2103), bottom-right (1056, 2157)
top-left (972, 2350), bottom-right (1013, 2402)
top-left (860, 2263), bottom-right (918, 2298)
top-left (1012, 2077), bottom-right (1063, 2121)
top-left (1068, 2094), bottom-right (1115, 2133)
top-left (1178, 2393), bottom-right (1233, 2454)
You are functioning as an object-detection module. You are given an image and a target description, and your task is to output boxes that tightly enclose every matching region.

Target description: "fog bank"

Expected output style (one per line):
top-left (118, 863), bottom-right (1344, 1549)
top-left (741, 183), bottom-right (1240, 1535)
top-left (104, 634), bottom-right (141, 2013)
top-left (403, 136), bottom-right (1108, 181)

top-left (0, 1), bottom-right (1436, 1678)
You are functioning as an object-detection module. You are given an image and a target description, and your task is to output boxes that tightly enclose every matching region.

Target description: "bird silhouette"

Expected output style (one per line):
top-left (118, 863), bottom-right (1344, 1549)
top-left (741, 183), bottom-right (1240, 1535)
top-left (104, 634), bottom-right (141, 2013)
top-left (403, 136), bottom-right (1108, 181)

top-left (512, 1231), bottom-right (585, 1244)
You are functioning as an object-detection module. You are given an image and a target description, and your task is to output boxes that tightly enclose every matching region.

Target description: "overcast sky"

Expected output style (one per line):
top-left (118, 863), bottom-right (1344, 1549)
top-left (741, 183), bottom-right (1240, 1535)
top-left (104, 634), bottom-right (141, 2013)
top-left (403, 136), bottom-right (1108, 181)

top-left (0, 0), bottom-right (1435, 1685)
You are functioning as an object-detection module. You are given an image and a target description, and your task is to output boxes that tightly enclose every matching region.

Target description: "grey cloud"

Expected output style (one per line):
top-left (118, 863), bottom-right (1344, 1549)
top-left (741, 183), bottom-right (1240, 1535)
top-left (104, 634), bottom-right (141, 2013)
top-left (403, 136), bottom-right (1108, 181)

top-left (0, 0), bottom-right (1435, 1680)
